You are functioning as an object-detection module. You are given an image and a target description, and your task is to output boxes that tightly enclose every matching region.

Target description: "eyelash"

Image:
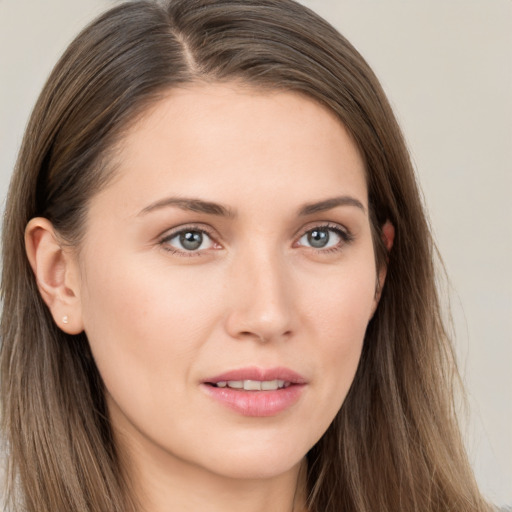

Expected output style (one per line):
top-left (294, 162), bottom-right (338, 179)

top-left (158, 223), bottom-right (354, 257)
top-left (159, 225), bottom-right (218, 257)
top-left (299, 223), bottom-right (355, 254)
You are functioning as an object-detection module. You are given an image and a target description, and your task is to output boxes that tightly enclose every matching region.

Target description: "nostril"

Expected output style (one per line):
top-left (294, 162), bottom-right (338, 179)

top-left (239, 331), bottom-right (268, 342)
top-left (237, 330), bottom-right (292, 343)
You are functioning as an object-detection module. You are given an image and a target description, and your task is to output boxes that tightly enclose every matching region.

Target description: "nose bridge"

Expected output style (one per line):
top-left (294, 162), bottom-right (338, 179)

top-left (225, 238), bottom-right (294, 342)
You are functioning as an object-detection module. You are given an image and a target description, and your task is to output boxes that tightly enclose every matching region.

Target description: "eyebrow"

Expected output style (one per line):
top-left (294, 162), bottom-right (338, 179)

top-left (139, 197), bottom-right (235, 217)
top-left (138, 195), bottom-right (366, 218)
top-left (298, 196), bottom-right (366, 216)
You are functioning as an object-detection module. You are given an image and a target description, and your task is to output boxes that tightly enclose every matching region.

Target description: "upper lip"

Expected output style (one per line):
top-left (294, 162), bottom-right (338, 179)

top-left (203, 366), bottom-right (307, 385)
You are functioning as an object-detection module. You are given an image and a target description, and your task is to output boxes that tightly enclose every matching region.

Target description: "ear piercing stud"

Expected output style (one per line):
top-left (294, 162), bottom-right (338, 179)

top-left (62, 315), bottom-right (69, 324)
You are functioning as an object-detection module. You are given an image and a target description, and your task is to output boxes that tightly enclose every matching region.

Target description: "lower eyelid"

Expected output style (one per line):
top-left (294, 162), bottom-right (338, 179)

top-left (160, 245), bottom-right (206, 257)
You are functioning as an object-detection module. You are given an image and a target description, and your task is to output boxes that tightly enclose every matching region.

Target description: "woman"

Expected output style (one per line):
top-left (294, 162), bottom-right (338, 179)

top-left (0, 0), bottom-right (494, 511)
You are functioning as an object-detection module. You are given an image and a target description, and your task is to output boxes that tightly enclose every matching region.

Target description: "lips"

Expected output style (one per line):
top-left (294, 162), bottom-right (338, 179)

top-left (205, 366), bottom-right (306, 385)
top-left (201, 366), bottom-right (307, 417)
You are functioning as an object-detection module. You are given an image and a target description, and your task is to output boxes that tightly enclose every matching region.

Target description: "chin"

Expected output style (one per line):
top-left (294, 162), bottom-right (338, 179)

top-left (193, 434), bottom-right (310, 481)
top-left (209, 455), bottom-right (304, 481)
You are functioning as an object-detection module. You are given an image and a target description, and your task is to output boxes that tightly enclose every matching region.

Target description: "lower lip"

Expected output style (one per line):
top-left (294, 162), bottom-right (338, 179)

top-left (201, 384), bottom-right (305, 417)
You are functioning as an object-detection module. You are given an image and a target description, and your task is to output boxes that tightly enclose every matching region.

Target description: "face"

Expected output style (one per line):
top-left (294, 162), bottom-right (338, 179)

top-left (73, 83), bottom-right (380, 481)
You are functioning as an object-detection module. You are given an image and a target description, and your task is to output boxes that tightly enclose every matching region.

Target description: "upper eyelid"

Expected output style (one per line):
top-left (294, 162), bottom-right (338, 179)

top-left (159, 221), bottom-right (347, 237)
top-left (294, 221), bottom-right (350, 239)
top-left (158, 223), bottom-right (217, 241)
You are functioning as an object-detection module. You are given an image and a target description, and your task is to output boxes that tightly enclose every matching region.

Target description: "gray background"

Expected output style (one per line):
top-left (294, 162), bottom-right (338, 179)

top-left (1, 0), bottom-right (510, 505)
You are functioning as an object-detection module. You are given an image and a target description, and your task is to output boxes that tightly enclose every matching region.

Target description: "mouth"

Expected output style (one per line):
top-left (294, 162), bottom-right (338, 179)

top-left (203, 366), bottom-right (306, 389)
top-left (201, 367), bottom-right (306, 417)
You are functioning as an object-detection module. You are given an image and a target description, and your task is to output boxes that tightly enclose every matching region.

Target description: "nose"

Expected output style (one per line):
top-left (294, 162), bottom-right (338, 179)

top-left (224, 246), bottom-right (295, 343)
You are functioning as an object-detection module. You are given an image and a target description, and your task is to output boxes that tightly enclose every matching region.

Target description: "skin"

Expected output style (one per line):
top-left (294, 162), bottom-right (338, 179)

top-left (26, 83), bottom-right (392, 512)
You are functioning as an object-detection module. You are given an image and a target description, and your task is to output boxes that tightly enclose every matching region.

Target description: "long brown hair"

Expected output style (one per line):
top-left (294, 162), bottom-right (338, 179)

top-left (1, 1), bottom-right (491, 511)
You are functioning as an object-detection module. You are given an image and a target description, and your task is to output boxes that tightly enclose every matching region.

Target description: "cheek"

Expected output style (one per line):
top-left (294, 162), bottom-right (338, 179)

top-left (292, 254), bottom-right (377, 435)
top-left (78, 251), bottom-right (222, 410)
top-left (304, 254), bottom-right (376, 345)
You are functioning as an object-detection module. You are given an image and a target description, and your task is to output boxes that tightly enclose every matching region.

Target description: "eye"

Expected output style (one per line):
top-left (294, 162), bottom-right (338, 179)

top-left (161, 228), bottom-right (216, 253)
top-left (297, 225), bottom-right (349, 250)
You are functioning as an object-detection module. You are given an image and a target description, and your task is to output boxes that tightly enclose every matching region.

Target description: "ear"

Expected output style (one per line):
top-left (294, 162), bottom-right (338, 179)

top-left (25, 217), bottom-right (84, 334)
top-left (371, 220), bottom-right (395, 316)
top-left (381, 220), bottom-right (395, 253)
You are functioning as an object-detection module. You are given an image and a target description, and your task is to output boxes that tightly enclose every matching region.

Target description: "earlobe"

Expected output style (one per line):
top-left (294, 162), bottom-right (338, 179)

top-left (25, 218), bottom-right (84, 334)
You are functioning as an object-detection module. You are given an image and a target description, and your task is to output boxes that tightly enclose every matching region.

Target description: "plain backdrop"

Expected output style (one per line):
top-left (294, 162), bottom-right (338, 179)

top-left (0, 0), bottom-right (511, 506)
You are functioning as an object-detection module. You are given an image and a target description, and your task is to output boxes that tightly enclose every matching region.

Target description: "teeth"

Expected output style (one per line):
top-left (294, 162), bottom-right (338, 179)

top-left (244, 380), bottom-right (261, 390)
top-left (261, 380), bottom-right (277, 390)
top-left (215, 379), bottom-right (289, 390)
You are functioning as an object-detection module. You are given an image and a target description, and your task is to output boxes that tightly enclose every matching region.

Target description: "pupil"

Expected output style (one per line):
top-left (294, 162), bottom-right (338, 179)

top-left (308, 229), bottom-right (329, 248)
top-left (180, 231), bottom-right (203, 250)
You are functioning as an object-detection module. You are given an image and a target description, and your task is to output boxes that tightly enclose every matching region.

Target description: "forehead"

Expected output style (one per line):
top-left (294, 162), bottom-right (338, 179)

top-left (95, 82), bottom-right (367, 217)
